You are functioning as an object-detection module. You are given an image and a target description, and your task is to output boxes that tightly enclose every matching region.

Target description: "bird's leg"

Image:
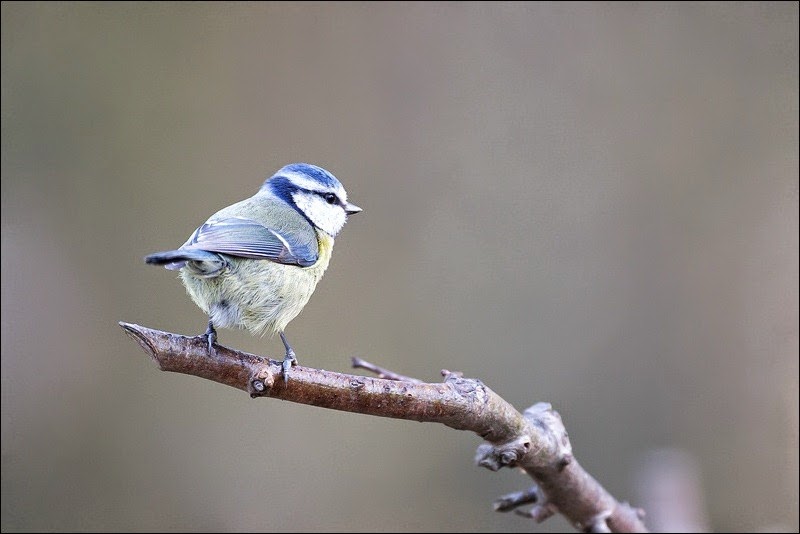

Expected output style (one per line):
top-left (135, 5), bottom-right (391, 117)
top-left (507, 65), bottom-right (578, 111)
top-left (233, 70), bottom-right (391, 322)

top-left (204, 319), bottom-right (217, 356)
top-left (279, 331), bottom-right (297, 382)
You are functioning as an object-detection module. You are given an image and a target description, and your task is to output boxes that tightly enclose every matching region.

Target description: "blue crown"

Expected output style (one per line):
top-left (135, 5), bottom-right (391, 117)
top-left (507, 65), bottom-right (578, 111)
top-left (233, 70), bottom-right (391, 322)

top-left (275, 163), bottom-right (340, 190)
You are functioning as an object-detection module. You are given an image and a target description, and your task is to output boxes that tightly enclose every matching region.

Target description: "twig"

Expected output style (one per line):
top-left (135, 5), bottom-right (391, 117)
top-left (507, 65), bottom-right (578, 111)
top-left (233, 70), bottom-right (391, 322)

top-left (351, 356), bottom-right (423, 383)
top-left (120, 322), bottom-right (648, 533)
top-left (494, 485), bottom-right (542, 512)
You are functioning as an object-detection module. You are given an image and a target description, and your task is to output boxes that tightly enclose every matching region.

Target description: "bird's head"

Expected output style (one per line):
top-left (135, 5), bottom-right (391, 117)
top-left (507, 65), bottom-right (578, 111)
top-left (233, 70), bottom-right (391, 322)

top-left (262, 163), bottom-right (362, 237)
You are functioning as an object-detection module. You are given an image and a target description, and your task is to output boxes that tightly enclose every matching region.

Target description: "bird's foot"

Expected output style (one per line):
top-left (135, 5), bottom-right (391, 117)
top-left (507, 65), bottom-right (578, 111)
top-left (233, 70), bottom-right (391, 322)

top-left (204, 321), bottom-right (217, 357)
top-left (281, 350), bottom-right (297, 383)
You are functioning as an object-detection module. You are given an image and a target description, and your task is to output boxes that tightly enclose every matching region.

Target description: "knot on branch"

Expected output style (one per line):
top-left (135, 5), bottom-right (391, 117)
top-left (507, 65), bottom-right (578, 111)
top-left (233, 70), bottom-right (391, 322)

top-left (523, 402), bottom-right (573, 470)
top-left (248, 364), bottom-right (280, 397)
top-left (442, 369), bottom-right (488, 405)
top-left (475, 435), bottom-right (532, 471)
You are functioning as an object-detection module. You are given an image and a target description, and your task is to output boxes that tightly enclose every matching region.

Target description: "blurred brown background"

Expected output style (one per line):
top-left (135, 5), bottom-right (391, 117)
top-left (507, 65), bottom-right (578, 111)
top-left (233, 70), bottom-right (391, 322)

top-left (2, 2), bottom-right (797, 532)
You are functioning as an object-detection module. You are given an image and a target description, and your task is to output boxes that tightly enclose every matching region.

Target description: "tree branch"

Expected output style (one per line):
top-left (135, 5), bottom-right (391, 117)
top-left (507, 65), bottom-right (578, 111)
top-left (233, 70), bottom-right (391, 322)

top-left (120, 321), bottom-right (647, 533)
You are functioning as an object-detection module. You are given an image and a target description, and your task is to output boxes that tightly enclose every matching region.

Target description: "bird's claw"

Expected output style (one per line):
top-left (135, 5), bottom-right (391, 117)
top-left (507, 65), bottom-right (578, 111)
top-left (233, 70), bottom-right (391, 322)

top-left (204, 321), bottom-right (217, 357)
top-left (281, 350), bottom-right (297, 382)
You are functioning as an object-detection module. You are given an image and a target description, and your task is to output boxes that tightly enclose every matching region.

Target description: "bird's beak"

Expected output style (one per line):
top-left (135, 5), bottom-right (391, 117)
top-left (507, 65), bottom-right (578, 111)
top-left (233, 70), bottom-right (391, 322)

top-left (344, 202), bottom-right (362, 215)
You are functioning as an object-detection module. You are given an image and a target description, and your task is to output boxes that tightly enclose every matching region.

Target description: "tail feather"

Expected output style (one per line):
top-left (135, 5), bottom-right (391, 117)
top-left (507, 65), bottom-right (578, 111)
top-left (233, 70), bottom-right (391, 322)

top-left (145, 248), bottom-right (221, 271)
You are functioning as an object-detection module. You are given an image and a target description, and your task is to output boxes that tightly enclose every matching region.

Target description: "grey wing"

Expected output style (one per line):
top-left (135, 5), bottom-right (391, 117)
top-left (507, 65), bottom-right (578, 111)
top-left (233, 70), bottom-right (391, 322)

top-left (182, 217), bottom-right (318, 267)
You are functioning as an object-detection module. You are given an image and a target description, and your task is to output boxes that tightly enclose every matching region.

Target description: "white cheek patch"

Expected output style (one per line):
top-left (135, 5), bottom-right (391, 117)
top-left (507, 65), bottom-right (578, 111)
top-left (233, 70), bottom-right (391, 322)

top-left (292, 192), bottom-right (347, 237)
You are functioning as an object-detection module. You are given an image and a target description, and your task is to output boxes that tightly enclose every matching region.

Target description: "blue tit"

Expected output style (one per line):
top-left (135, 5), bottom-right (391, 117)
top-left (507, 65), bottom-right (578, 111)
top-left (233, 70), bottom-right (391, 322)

top-left (145, 163), bottom-right (361, 380)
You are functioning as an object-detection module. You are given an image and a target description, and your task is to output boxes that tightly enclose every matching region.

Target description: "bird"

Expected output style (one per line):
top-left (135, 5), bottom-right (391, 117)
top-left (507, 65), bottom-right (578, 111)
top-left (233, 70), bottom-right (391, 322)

top-left (144, 163), bottom-right (361, 380)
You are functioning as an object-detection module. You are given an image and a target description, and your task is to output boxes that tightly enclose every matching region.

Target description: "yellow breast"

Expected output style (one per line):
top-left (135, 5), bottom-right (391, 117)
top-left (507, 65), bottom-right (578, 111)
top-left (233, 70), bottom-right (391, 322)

top-left (309, 231), bottom-right (335, 277)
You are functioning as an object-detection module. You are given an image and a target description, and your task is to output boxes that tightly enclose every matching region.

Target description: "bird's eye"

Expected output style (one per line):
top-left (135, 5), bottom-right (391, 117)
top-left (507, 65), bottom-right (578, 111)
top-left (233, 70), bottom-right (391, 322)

top-left (323, 193), bottom-right (337, 205)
